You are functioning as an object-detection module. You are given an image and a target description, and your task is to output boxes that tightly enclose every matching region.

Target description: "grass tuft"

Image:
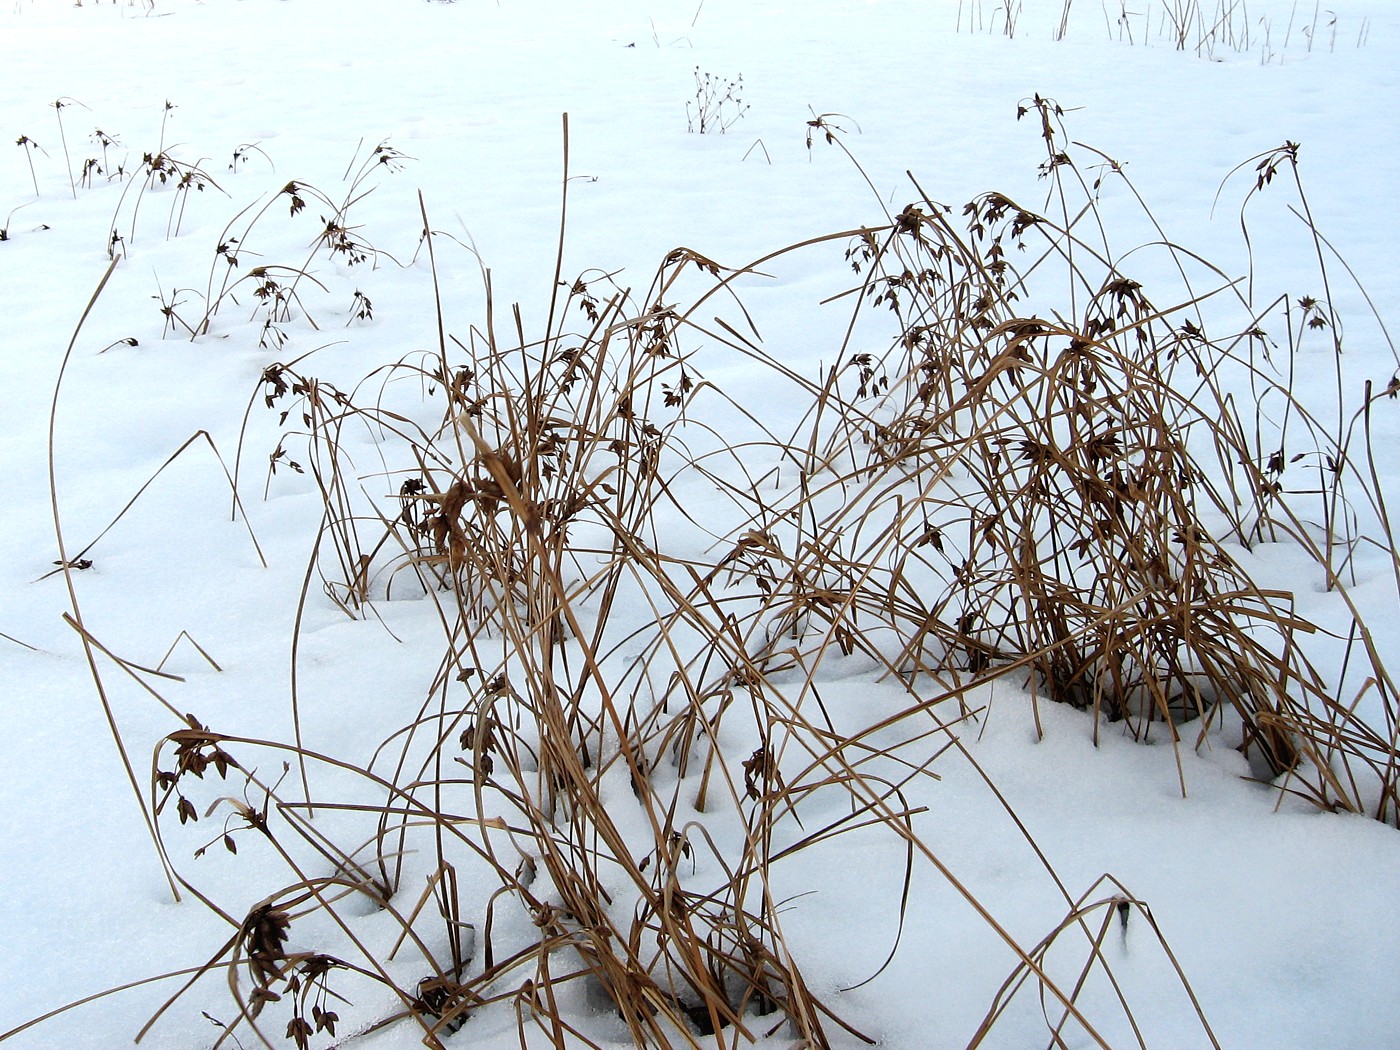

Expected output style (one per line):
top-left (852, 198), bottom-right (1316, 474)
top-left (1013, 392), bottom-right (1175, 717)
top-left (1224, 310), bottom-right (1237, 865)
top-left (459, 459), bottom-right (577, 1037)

top-left (22, 94), bottom-right (1398, 1049)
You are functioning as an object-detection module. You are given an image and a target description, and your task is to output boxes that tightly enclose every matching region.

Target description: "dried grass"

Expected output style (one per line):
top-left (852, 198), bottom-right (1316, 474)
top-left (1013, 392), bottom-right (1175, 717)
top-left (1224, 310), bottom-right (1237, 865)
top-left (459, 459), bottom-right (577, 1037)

top-left (20, 100), bottom-right (1398, 1050)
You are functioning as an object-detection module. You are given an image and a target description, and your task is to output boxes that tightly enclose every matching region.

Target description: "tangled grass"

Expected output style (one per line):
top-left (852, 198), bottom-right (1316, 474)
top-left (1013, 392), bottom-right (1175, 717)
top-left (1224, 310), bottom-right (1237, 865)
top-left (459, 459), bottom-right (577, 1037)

top-left (21, 99), bottom-right (1398, 1050)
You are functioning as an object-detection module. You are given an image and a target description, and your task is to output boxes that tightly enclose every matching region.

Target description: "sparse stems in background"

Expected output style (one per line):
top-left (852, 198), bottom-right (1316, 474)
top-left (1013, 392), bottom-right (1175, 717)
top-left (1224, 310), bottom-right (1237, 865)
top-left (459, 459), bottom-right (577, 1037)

top-left (157, 98), bottom-right (175, 154)
top-left (151, 279), bottom-right (200, 338)
top-left (228, 140), bottom-right (272, 173)
top-left (16, 133), bottom-right (47, 196)
top-left (686, 66), bottom-right (748, 134)
top-left (136, 150), bottom-right (223, 241)
top-left (1258, 16), bottom-right (1276, 65)
top-left (189, 141), bottom-right (405, 342)
top-left (958, 0), bottom-right (982, 32)
top-left (1325, 7), bottom-right (1338, 51)
top-left (292, 139), bottom-right (412, 275)
top-left (103, 138), bottom-right (227, 250)
top-left (1, 201), bottom-right (33, 241)
top-left (166, 156), bottom-right (221, 239)
top-left (1056, 0), bottom-right (1074, 41)
top-left (742, 137), bottom-right (772, 164)
top-left (1048, 0), bottom-right (1354, 62)
top-left (340, 137), bottom-right (410, 196)
top-left (1163, 0), bottom-right (1194, 49)
top-left (52, 97), bottom-right (85, 199)
top-left (347, 289), bottom-right (372, 323)
top-left (1304, 0), bottom-right (1320, 51)
top-left (959, 0), bottom-right (1024, 37)
top-left (1116, 1), bottom-right (1139, 45)
top-left (996, 0), bottom-right (1023, 37)
top-left (198, 182), bottom-right (304, 329)
top-left (91, 126), bottom-right (120, 177)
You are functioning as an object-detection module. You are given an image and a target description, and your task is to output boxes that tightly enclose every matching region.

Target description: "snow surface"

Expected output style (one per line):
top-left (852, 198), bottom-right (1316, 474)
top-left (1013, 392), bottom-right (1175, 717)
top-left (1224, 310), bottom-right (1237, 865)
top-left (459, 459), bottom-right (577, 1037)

top-left (2, 1), bottom-right (1398, 1048)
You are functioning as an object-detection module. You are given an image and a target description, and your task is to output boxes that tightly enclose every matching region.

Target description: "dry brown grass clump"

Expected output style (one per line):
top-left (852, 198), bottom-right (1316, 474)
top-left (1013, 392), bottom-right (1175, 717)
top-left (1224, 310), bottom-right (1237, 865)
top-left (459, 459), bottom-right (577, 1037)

top-left (26, 105), bottom-right (1396, 1049)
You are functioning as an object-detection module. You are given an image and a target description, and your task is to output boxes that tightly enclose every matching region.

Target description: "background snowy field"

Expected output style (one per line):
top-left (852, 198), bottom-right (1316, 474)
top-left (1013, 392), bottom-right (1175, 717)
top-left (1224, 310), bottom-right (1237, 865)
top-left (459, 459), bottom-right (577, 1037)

top-left (2, 1), bottom-right (1399, 1048)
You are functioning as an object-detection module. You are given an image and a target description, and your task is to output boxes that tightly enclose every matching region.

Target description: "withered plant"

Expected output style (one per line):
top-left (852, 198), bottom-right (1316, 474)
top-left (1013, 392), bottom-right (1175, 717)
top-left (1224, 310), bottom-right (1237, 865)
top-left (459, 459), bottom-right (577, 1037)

top-left (26, 100), bottom-right (1397, 1050)
top-left (52, 96), bottom-right (83, 199)
top-left (192, 141), bottom-right (407, 341)
top-left (15, 133), bottom-right (46, 196)
top-left (686, 67), bottom-right (748, 135)
top-left (1051, 0), bottom-right (1355, 62)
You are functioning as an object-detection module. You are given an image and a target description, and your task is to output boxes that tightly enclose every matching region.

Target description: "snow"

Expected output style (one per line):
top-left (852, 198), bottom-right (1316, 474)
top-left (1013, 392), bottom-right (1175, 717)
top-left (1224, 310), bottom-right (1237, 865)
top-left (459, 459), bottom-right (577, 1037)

top-left (2, 1), bottom-right (1398, 1048)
